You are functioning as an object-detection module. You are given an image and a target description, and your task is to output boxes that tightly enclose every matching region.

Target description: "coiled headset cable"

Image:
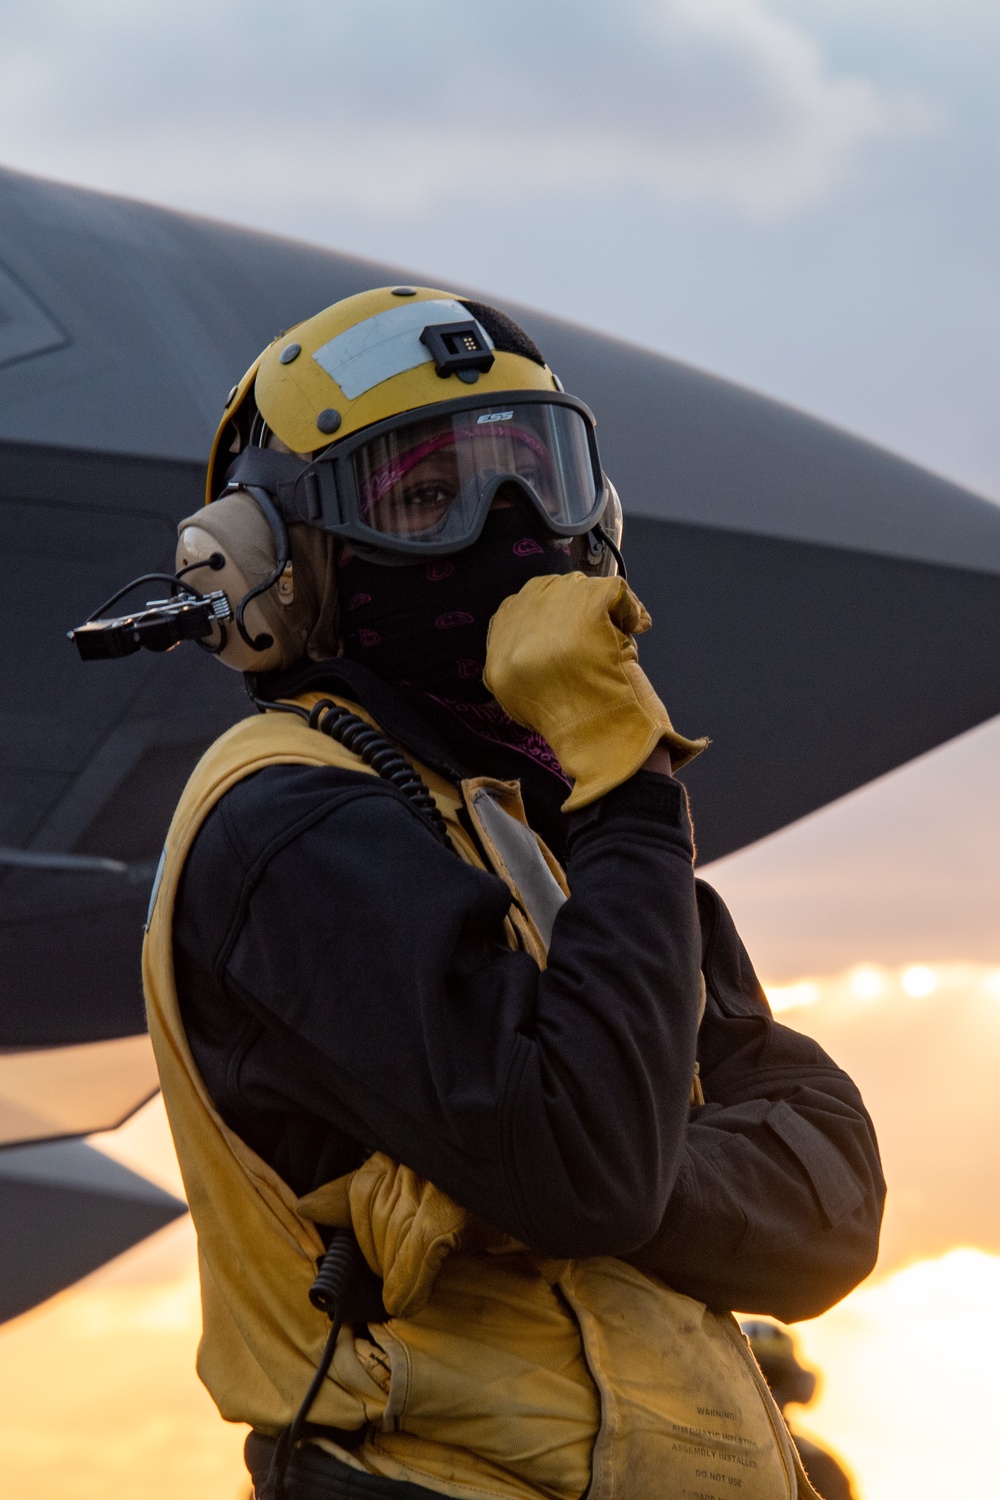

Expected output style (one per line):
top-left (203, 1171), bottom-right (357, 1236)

top-left (251, 694), bottom-right (453, 849)
top-left (255, 677), bottom-right (564, 1491)
top-left (250, 693), bottom-right (454, 1495)
top-left (263, 1228), bottom-right (364, 1500)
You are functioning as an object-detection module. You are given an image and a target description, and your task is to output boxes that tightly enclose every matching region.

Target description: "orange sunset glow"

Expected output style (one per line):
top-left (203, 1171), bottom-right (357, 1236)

top-left (2, 944), bottom-right (998, 1500)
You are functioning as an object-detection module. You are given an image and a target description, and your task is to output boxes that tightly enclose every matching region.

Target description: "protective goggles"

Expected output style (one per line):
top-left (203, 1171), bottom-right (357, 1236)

top-left (264, 392), bottom-right (608, 558)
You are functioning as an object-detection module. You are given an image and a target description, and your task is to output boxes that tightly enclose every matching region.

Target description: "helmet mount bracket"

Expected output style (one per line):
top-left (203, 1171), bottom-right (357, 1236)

top-left (419, 321), bottom-right (496, 379)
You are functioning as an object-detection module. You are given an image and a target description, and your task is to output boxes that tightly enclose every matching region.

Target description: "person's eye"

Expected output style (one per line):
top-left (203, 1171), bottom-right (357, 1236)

top-left (403, 483), bottom-right (454, 509)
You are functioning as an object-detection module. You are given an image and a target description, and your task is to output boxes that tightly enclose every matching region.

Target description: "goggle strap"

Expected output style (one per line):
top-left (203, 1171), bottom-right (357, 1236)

top-left (221, 447), bottom-right (320, 529)
top-left (223, 446), bottom-right (307, 493)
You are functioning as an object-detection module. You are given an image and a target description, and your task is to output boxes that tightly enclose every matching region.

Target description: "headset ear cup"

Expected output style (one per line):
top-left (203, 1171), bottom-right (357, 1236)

top-left (178, 494), bottom-right (341, 673)
top-left (177, 493), bottom-right (300, 673)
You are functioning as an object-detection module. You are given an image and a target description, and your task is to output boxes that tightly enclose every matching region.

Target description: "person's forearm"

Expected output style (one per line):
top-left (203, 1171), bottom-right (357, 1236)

top-left (500, 771), bottom-right (702, 1256)
top-left (629, 1038), bottom-right (885, 1319)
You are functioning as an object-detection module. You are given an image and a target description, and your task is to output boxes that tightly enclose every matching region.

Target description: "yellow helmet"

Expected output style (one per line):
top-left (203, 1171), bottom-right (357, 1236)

top-left (207, 285), bottom-right (560, 505)
top-left (185, 286), bottom-right (624, 669)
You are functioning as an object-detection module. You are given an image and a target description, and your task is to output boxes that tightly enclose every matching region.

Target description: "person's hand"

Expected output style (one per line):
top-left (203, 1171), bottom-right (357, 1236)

top-left (484, 573), bottom-right (707, 811)
top-left (347, 1154), bottom-right (511, 1318)
top-left (298, 1154), bottom-right (514, 1318)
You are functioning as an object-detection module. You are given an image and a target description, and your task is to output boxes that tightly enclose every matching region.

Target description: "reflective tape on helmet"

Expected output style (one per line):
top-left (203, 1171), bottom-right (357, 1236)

top-left (312, 299), bottom-right (493, 400)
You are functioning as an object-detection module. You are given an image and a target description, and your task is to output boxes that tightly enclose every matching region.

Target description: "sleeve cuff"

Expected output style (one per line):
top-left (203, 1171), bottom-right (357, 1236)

top-left (566, 770), bottom-right (693, 843)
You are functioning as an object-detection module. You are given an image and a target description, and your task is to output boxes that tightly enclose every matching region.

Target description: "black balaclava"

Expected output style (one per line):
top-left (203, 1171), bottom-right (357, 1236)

top-left (339, 501), bottom-right (574, 853)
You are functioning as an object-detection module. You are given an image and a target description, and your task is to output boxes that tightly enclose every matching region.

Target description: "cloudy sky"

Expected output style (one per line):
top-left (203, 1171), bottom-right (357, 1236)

top-left (4, 0), bottom-right (997, 974)
top-left (1, 0), bottom-right (999, 501)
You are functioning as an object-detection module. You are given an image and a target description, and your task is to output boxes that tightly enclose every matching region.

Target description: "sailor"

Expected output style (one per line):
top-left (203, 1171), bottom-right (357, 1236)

top-left (741, 1321), bottom-right (858, 1500)
top-left (143, 287), bottom-right (885, 1499)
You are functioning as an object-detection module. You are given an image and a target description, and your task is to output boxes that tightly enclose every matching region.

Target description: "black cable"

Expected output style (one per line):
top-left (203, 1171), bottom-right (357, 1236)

top-left (249, 695), bottom-right (310, 722)
top-left (265, 1320), bottom-right (341, 1499)
top-left (85, 572), bottom-right (199, 623)
top-left (177, 552), bottom-right (226, 579)
top-left (592, 523), bottom-right (628, 582)
top-left (251, 695), bottom-right (453, 849)
top-left (84, 555), bottom-right (226, 625)
top-left (307, 1229), bottom-right (362, 1316)
top-left (309, 699), bottom-right (452, 847)
top-left (265, 1229), bottom-right (363, 1500)
top-left (196, 619), bottom-right (229, 656)
top-left (243, 700), bottom-right (455, 1494)
top-left (176, 555), bottom-right (229, 654)
top-left (234, 486), bottom-right (290, 653)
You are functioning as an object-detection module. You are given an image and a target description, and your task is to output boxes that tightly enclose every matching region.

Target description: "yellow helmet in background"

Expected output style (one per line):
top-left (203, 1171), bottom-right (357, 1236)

top-left (740, 1321), bottom-right (818, 1408)
top-left (206, 286), bottom-right (560, 506)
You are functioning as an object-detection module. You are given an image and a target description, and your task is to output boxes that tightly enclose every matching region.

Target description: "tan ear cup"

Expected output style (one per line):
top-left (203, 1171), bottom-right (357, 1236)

top-left (176, 493), bottom-right (306, 673)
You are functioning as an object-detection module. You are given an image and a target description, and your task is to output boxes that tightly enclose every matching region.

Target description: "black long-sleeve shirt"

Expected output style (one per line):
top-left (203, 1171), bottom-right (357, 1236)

top-left (174, 760), bottom-right (883, 1322)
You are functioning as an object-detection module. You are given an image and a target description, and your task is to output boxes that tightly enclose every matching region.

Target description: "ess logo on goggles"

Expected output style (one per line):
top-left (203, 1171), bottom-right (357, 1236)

top-left (227, 391), bottom-right (608, 559)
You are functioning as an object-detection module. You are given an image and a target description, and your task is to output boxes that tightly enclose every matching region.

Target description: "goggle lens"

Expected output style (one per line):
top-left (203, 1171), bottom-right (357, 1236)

top-left (348, 402), bottom-right (598, 544)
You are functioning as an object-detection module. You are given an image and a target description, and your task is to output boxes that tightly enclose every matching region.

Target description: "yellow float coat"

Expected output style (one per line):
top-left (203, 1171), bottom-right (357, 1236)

top-left (143, 694), bottom-right (818, 1500)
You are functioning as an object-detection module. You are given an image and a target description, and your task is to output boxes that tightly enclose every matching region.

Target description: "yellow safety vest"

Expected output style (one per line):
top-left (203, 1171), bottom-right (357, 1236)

top-left (143, 694), bottom-right (818, 1500)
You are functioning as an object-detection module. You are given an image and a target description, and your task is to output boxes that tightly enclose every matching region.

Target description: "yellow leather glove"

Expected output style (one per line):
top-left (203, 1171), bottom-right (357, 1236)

top-left (298, 1155), bottom-right (518, 1318)
top-left (346, 1154), bottom-right (507, 1319)
top-left (484, 573), bottom-right (707, 812)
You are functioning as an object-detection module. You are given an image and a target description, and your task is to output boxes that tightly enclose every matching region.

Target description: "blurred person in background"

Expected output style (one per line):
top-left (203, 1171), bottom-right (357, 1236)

top-left (742, 1319), bottom-right (858, 1500)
